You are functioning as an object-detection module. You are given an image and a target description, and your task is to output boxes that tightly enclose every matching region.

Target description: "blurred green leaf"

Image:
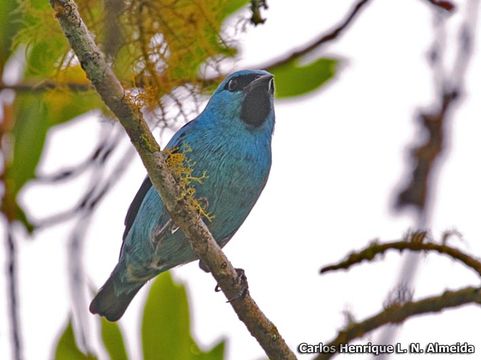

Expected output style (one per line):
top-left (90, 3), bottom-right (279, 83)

top-left (25, 38), bottom-right (67, 77)
top-left (6, 83), bottom-right (100, 229)
top-left (9, 94), bottom-right (49, 195)
top-left (222, 0), bottom-right (250, 18)
top-left (15, 204), bottom-right (35, 234)
top-left (100, 317), bottom-right (128, 360)
top-left (8, 87), bottom-right (96, 197)
top-left (0, 0), bottom-right (21, 71)
top-left (271, 58), bottom-right (338, 98)
top-left (192, 341), bottom-right (225, 360)
top-left (12, 1), bottom-right (70, 79)
top-left (54, 320), bottom-right (96, 360)
top-left (142, 272), bottom-right (192, 360)
top-left (142, 272), bottom-right (225, 360)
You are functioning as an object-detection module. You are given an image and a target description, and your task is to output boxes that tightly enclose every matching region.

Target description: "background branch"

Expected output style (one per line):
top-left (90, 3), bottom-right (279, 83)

top-left (424, 0), bottom-right (456, 12)
top-left (0, 81), bottom-right (92, 92)
top-left (5, 224), bottom-right (22, 360)
top-left (381, 0), bottom-right (480, 349)
top-left (260, 0), bottom-right (372, 70)
top-left (49, 0), bottom-right (296, 358)
top-left (315, 286), bottom-right (481, 360)
top-left (320, 237), bottom-right (481, 277)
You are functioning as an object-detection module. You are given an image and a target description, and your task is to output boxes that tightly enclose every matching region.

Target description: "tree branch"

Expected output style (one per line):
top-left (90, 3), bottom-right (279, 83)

top-left (5, 224), bottom-right (22, 360)
top-left (320, 236), bottom-right (481, 277)
top-left (0, 81), bottom-right (92, 92)
top-left (396, 0), bottom-right (477, 211)
top-left (260, 0), bottom-right (372, 70)
top-left (424, 0), bottom-right (456, 12)
top-left (49, 1), bottom-right (296, 358)
top-left (314, 286), bottom-right (481, 360)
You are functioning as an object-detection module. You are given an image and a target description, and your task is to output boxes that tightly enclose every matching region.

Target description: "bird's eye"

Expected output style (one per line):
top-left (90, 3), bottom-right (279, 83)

top-left (227, 78), bottom-right (239, 92)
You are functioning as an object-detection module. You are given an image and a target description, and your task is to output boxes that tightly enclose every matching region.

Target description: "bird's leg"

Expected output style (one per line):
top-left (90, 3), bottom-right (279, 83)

top-left (215, 268), bottom-right (249, 302)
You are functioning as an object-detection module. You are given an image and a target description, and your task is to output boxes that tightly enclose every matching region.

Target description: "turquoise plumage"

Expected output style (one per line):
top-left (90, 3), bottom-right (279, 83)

top-left (90, 70), bottom-right (275, 321)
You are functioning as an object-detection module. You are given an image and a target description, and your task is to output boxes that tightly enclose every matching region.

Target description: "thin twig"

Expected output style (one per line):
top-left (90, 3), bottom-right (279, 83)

top-left (396, 0), bottom-right (478, 212)
top-left (314, 286), bottom-right (481, 360)
top-left (424, 0), bottom-right (456, 12)
top-left (5, 224), bottom-right (22, 360)
top-left (260, 0), bottom-right (372, 70)
top-left (0, 81), bottom-right (92, 92)
top-left (49, 1), bottom-right (296, 358)
top-left (36, 123), bottom-right (121, 183)
top-left (249, 0), bottom-right (268, 25)
top-left (320, 239), bottom-right (481, 277)
top-left (384, 0), bottom-right (479, 350)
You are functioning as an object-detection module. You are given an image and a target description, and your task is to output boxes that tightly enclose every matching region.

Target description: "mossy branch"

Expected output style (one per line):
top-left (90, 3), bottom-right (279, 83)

top-left (49, 0), bottom-right (296, 359)
top-left (314, 286), bottom-right (481, 360)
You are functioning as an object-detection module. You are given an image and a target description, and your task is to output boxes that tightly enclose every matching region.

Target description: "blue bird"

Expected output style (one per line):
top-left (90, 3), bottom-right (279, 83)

top-left (90, 69), bottom-right (275, 321)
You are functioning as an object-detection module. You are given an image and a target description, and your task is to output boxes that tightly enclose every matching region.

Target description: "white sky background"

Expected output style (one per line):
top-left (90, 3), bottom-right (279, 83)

top-left (2, 0), bottom-right (481, 359)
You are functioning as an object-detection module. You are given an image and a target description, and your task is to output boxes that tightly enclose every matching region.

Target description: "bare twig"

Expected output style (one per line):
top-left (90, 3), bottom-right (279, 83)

top-left (249, 0), bottom-right (268, 25)
top-left (5, 224), bottom-right (22, 360)
top-left (396, 0), bottom-right (478, 212)
top-left (386, 1), bottom-right (479, 347)
top-left (49, 1), bottom-right (295, 358)
top-left (0, 81), bottom-right (92, 92)
top-left (36, 123), bottom-right (121, 183)
top-left (320, 238), bottom-right (481, 277)
top-left (314, 286), bottom-right (481, 360)
top-left (424, 0), bottom-right (456, 12)
top-left (260, 0), bottom-right (372, 70)
top-left (395, 89), bottom-right (458, 210)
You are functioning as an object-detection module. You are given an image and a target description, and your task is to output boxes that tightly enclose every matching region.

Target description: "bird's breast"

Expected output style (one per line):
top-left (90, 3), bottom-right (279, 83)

top-left (188, 135), bottom-right (271, 239)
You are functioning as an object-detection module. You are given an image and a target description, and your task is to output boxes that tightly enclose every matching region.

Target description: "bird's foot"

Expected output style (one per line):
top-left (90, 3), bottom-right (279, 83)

top-left (215, 268), bottom-right (249, 302)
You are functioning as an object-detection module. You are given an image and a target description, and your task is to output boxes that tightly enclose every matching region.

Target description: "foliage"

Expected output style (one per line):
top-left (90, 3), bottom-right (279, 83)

top-left (271, 58), bottom-right (338, 99)
top-left (54, 320), bottom-right (97, 360)
top-left (0, 0), bottom-right (337, 232)
top-left (54, 273), bottom-right (225, 360)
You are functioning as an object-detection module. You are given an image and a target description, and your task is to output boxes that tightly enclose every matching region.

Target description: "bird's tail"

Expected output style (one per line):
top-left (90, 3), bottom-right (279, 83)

top-left (89, 269), bottom-right (144, 322)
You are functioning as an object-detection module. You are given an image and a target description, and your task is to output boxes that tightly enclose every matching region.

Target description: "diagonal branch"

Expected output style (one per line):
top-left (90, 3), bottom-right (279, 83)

top-left (320, 237), bottom-right (481, 277)
top-left (49, 1), bottom-right (296, 359)
top-left (314, 286), bottom-right (481, 360)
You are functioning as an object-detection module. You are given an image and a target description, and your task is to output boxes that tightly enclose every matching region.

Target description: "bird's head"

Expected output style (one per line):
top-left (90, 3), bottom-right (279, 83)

top-left (205, 69), bottom-right (275, 130)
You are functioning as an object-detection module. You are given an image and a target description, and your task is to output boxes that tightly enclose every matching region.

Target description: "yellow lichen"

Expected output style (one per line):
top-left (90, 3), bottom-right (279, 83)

top-left (164, 144), bottom-right (214, 222)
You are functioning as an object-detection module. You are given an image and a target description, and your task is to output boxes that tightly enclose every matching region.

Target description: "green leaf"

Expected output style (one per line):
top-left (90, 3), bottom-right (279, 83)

top-left (222, 0), bottom-right (250, 18)
top-left (9, 94), bottom-right (49, 195)
top-left (100, 318), bottom-right (128, 360)
top-left (270, 58), bottom-right (338, 98)
top-left (5, 86), bottom-right (99, 230)
top-left (142, 272), bottom-right (192, 360)
top-left (0, 0), bottom-right (21, 70)
top-left (25, 38), bottom-right (67, 77)
top-left (192, 341), bottom-right (225, 360)
top-left (54, 319), bottom-right (96, 360)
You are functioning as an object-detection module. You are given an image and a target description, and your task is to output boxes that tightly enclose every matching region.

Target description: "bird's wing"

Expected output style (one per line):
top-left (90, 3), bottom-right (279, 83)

top-left (122, 176), bottom-right (152, 241)
top-left (121, 120), bottom-right (196, 242)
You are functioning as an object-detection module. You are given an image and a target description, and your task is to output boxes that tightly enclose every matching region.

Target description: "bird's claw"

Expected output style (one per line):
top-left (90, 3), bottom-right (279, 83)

top-left (214, 268), bottom-right (249, 302)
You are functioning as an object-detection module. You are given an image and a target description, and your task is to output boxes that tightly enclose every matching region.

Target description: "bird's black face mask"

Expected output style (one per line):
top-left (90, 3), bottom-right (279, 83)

top-left (225, 73), bottom-right (274, 127)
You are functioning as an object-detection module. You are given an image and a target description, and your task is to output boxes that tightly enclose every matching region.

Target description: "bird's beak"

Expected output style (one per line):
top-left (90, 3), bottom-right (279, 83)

top-left (244, 74), bottom-right (274, 94)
